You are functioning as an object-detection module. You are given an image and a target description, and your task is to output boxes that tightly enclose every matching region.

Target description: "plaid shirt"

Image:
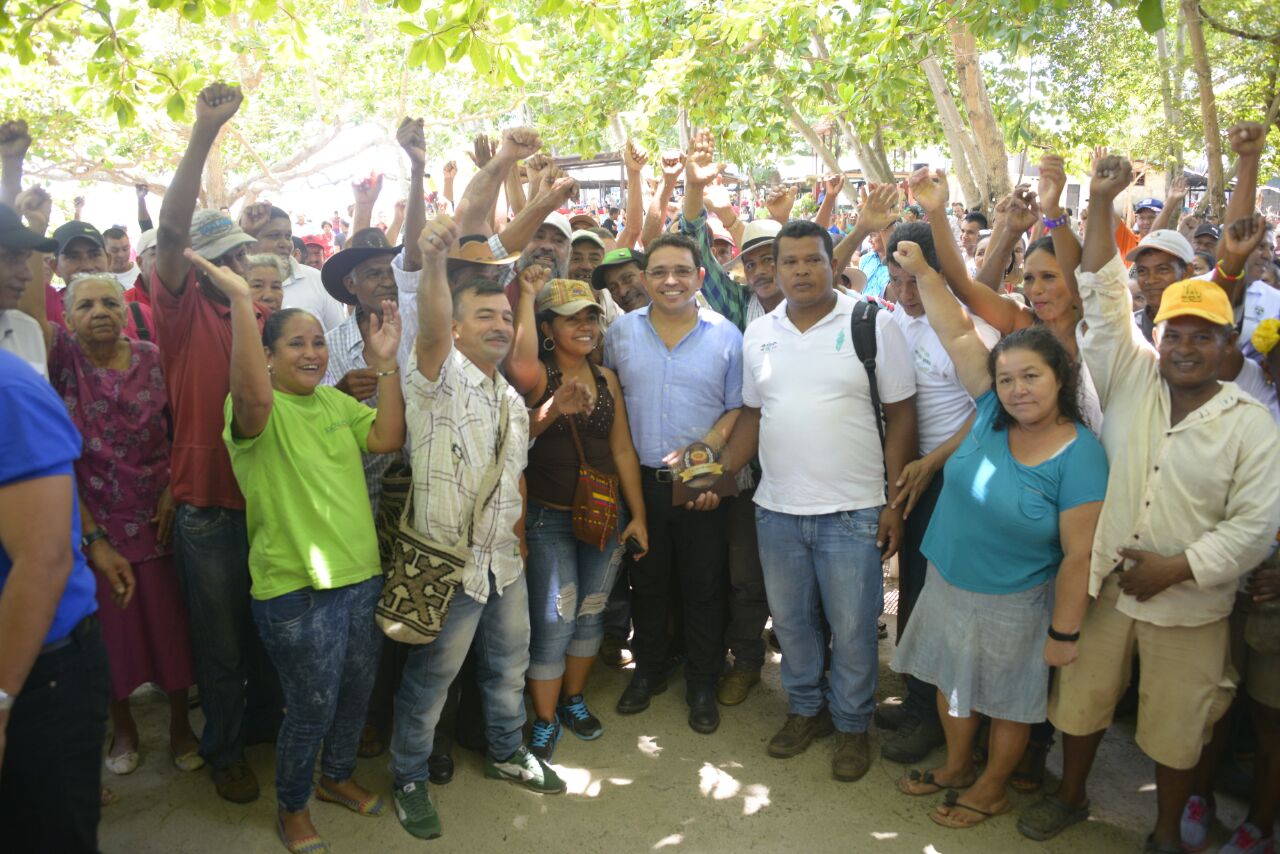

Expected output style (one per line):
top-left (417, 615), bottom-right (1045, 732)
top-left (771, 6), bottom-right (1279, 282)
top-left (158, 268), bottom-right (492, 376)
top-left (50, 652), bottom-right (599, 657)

top-left (322, 313), bottom-right (406, 510)
top-left (406, 347), bottom-right (529, 603)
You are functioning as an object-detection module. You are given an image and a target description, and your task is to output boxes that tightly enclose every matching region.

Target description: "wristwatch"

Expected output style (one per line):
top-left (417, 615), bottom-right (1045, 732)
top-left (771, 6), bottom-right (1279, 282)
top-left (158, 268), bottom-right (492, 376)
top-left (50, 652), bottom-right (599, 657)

top-left (81, 529), bottom-right (108, 551)
top-left (0, 688), bottom-right (14, 712)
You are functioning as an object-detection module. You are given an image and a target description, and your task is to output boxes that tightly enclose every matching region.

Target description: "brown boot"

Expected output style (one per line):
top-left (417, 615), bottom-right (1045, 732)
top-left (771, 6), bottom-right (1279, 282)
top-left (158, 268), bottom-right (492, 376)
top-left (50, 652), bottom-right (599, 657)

top-left (212, 759), bottom-right (260, 803)
top-left (767, 708), bottom-right (834, 758)
top-left (832, 731), bottom-right (871, 782)
top-left (716, 666), bottom-right (761, 706)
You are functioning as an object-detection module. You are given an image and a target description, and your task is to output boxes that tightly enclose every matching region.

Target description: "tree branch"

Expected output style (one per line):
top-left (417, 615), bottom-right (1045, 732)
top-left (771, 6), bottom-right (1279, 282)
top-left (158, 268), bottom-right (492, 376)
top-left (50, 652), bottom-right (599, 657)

top-left (1198, 2), bottom-right (1280, 44)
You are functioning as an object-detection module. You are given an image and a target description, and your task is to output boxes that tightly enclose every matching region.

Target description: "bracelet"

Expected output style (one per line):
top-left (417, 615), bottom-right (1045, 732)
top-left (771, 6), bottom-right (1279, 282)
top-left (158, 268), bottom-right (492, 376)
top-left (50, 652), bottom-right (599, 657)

top-left (1041, 213), bottom-right (1070, 230)
top-left (1215, 261), bottom-right (1244, 283)
top-left (376, 367), bottom-right (399, 378)
top-left (1047, 626), bottom-right (1080, 643)
top-left (81, 529), bottom-right (108, 551)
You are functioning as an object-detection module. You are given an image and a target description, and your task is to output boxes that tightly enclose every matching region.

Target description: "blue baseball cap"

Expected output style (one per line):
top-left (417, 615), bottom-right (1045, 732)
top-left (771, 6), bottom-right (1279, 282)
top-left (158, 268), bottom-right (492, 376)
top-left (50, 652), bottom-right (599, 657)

top-left (1134, 198), bottom-right (1164, 213)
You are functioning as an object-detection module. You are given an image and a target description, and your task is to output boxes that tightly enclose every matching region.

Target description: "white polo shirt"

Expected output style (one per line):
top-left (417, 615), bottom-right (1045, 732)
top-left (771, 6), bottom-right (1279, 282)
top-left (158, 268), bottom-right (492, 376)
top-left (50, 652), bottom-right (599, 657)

top-left (283, 257), bottom-right (347, 332)
top-left (0, 309), bottom-right (48, 379)
top-left (743, 291), bottom-right (916, 515)
top-left (891, 307), bottom-right (1000, 454)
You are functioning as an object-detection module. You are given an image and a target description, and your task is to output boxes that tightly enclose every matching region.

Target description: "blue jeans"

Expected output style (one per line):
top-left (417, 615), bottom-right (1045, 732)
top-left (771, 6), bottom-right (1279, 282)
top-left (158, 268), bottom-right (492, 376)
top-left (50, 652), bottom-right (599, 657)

top-left (172, 505), bottom-right (281, 769)
top-left (525, 504), bottom-right (624, 680)
top-left (756, 507), bottom-right (884, 733)
top-left (391, 574), bottom-right (531, 786)
top-left (251, 576), bottom-right (383, 812)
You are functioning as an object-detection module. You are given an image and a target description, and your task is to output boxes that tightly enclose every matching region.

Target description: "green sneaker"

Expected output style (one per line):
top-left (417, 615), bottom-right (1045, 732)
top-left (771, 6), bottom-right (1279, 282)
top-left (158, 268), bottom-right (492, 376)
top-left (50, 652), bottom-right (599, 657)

top-left (393, 781), bottom-right (442, 840)
top-left (484, 745), bottom-right (566, 794)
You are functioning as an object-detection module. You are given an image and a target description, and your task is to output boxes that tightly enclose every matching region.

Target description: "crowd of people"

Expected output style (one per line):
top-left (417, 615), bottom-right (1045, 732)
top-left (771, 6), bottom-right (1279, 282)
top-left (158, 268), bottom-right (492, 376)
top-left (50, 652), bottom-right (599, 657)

top-left (1, 81), bottom-right (1279, 854)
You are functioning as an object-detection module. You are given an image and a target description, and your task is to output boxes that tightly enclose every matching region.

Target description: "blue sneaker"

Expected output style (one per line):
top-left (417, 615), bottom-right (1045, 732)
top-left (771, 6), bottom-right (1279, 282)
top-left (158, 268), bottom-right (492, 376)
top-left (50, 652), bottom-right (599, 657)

top-left (528, 718), bottom-right (562, 762)
top-left (557, 694), bottom-right (604, 741)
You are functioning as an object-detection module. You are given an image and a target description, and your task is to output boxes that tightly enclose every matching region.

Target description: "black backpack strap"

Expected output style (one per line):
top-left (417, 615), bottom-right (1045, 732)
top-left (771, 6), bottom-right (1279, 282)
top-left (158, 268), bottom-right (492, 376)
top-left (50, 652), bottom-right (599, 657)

top-left (129, 301), bottom-right (150, 342)
top-left (850, 299), bottom-right (885, 454)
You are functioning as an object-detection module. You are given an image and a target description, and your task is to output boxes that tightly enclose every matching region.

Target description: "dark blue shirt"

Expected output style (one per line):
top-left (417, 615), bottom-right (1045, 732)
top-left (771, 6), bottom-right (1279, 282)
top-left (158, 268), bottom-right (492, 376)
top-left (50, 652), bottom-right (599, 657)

top-left (0, 350), bottom-right (96, 643)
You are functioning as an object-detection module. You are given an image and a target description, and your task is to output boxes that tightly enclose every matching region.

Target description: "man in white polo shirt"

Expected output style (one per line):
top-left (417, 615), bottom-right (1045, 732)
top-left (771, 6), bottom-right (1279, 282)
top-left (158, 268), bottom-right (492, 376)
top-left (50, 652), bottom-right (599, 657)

top-left (726, 219), bottom-right (918, 783)
top-left (238, 203), bottom-right (346, 330)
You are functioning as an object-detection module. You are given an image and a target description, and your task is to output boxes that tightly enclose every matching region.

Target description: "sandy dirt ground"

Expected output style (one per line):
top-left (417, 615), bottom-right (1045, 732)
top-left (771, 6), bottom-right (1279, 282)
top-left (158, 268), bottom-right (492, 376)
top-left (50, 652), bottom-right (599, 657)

top-left (97, 618), bottom-right (1253, 854)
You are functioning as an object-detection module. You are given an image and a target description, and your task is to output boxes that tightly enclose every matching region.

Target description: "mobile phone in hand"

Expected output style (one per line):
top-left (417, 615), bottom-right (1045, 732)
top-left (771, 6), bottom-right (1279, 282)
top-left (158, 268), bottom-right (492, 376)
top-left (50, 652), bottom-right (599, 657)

top-left (625, 536), bottom-right (644, 557)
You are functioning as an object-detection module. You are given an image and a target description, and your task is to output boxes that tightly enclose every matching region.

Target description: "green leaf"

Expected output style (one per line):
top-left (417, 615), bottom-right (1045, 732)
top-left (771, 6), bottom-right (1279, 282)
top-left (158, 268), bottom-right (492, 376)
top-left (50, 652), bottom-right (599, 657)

top-left (165, 92), bottom-right (186, 121)
top-left (408, 37), bottom-right (430, 66)
top-left (469, 36), bottom-right (491, 73)
top-left (398, 21), bottom-right (427, 35)
top-left (425, 38), bottom-right (446, 72)
top-left (1135, 0), bottom-right (1165, 33)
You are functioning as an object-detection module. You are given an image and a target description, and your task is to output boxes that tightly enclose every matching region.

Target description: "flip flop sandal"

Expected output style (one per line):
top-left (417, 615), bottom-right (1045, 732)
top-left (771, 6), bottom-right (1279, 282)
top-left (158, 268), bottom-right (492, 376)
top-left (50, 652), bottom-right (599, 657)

top-left (897, 768), bottom-right (978, 796)
top-left (928, 789), bottom-right (1011, 829)
top-left (315, 781), bottom-right (386, 817)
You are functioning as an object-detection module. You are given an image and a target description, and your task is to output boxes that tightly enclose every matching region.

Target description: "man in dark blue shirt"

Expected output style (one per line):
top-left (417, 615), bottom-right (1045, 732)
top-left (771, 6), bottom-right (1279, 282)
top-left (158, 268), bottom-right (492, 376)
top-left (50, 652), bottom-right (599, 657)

top-left (0, 349), bottom-right (110, 851)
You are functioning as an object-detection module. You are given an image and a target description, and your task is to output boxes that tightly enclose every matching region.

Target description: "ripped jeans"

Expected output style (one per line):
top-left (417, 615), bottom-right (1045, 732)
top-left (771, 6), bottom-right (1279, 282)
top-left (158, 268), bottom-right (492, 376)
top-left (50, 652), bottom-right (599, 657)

top-left (525, 503), bottom-right (624, 681)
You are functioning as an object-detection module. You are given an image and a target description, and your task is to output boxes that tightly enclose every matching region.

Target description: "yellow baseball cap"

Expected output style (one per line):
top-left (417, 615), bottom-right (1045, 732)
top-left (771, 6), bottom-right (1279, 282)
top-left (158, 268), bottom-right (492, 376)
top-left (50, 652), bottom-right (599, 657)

top-left (536, 279), bottom-right (601, 316)
top-left (1152, 278), bottom-right (1233, 327)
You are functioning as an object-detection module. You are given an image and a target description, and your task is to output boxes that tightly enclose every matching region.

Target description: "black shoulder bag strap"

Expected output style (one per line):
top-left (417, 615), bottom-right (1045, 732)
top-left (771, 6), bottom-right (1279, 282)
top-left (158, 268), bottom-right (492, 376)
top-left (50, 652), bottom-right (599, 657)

top-left (129, 301), bottom-right (150, 342)
top-left (850, 299), bottom-right (885, 455)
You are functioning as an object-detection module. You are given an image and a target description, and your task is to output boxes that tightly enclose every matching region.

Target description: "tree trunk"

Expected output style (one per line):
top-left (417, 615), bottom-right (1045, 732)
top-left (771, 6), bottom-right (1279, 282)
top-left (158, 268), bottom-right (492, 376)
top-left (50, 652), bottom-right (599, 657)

top-left (781, 96), bottom-right (856, 200)
top-left (1154, 27), bottom-right (1184, 174)
top-left (921, 53), bottom-right (983, 209)
top-left (808, 32), bottom-right (894, 186)
top-left (947, 19), bottom-right (1011, 209)
top-left (1182, 0), bottom-right (1225, 218)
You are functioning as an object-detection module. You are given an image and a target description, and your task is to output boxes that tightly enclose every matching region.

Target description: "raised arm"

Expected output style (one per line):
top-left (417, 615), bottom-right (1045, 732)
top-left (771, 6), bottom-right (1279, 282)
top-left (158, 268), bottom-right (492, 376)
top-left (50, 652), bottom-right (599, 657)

top-left (361, 301), bottom-right (406, 453)
top-left (397, 116), bottom-right (428, 273)
top-left (507, 263), bottom-right (553, 395)
top-left (1080, 154), bottom-right (1130, 274)
top-left (414, 201), bottom-right (464, 381)
top-left (833, 182), bottom-right (898, 274)
top-left (705, 182), bottom-right (745, 247)
top-left (1149, 175), bottom-right (1187, 233)
top-left (386, 200), bottom-right (406, 246)
top-left (504, 160), bottom-right (528, 216)
top-left (351, 173), bottom-right (382, 235)
top-left (894, 240), bottom-right (992, 399)
top-left (1037, 154), bottom-right (1082, 300)
top-left (0, 120), bottom-right (30, 208)
top-left (13, 188), bottom-right (53, 351)
top-left (910, 166), bottom-right (1028, 335)
top-left (615, 140), bottom-right (648, 250)
top-left (156, 83), bottom-right (243, 296)
top-left (136, 183), bottom-right (154, 232)
top-left (1215, 123), bottom-right (1266, 299)
top-left (764, 185), bottom-right (797, 223)
top-left (496, 173), bottom-right (577, 256)
top-left (183, 249), bottom-right (272, 437)
top-left (681, 129), bottom-right (723, 223)
top-left (441, 160), bottom-right (457, 207)
top-left (815, 174), bottom-right (843, 229)
top-left (641, 153), bottom-right (682, 249)
top-left (976, 188), bottom-right (1037, 291)
top-left (457, 128), bottom-right (541, 237)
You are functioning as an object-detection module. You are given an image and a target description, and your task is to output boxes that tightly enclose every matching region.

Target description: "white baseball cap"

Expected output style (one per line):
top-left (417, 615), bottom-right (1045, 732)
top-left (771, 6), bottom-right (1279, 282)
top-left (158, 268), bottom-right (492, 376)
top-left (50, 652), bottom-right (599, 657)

top-left (543, 211), bottom-right (573, 241)
top-left (1125, 228), bottom-right (1194, 265)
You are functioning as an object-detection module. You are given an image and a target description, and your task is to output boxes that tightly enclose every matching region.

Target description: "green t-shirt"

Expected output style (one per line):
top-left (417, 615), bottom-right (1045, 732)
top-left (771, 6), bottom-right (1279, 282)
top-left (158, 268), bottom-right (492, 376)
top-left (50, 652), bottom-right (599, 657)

top-left (224, 386), bottom-right (380, 600)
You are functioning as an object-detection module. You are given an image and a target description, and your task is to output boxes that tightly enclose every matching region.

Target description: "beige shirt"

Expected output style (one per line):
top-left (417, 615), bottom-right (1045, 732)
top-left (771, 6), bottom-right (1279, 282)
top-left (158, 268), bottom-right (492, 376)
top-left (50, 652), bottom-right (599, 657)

top-left (405, 347), bottom-right (529, 603)
top-left (1078, 253), bottom-right (1280, 627)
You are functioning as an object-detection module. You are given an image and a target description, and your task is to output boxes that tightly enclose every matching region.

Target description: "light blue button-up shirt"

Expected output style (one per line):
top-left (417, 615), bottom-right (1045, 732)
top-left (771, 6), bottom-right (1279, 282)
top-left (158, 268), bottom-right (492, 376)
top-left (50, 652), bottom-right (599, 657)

top-left (603, 305), bottom-right (744, 469)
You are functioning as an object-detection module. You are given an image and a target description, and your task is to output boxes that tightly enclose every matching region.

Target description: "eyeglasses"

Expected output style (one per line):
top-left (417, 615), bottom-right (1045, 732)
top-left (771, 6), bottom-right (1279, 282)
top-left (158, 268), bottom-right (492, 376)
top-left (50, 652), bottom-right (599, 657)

top-left (644, 266), bottom-right (697, 281)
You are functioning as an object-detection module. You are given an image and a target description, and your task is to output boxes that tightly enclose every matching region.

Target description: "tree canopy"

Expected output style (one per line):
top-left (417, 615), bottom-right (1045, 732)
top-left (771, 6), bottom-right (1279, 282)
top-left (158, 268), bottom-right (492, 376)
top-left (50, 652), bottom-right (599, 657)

top-left (2, 0), bottom-right (1277, 209)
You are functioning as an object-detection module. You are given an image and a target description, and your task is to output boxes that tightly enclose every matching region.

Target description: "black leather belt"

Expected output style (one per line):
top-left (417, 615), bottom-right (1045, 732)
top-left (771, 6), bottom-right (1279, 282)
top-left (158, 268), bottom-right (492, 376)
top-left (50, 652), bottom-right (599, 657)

top-left (640, 466), bottom-right (674, 483)
top-left (40, 614), bottom-right (98, 656)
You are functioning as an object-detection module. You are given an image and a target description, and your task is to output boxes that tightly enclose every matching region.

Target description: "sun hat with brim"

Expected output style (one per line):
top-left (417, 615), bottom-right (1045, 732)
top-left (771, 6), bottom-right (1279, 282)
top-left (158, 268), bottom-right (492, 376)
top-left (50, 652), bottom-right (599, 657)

top-left (727, 219), bottom-right (782, 267)
top-left (1152, 278), bottom-right (1233, 327)
top-left (0, 204), bottom-right (57, 253)
top-left (569, 213), bottom-right (599, 230)
top-left (189, 209), bottom-right (256, 261)
top-left (446, 235), bottom-right (519, 273)
top-left (321, 230), bottom-right (401, 305)
top-left (536, 278), bottom-right (601, 316)
top-left (1125, 228), bottom-right (1195, 265)
top-left (571, 229), bottom-right (607, 251)
top-left (591, 247), bottom-right (644, 293)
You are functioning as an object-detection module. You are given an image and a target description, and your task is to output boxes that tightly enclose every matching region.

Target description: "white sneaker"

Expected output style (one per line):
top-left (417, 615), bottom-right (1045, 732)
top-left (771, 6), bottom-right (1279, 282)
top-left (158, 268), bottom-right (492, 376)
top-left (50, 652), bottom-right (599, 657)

top-left (1180, 795), bottom-right (1214, 853)
top-left (1220, 822), bottom-right (1275, 854)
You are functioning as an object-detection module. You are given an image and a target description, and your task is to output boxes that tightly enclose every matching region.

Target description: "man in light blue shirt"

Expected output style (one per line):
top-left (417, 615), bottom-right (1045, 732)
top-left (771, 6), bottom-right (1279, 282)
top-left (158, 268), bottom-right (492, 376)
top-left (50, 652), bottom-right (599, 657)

top-left (603, 233), bottom-right (743, 736)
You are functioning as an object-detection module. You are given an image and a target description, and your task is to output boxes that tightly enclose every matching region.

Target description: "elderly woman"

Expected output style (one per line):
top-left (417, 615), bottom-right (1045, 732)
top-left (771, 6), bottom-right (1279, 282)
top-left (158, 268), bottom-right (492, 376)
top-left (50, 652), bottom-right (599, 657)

top-left (245, 253), bottom-right (287, 312)
top-left (508, 271), bottom-right (648, 761)
top-left (188, 249), bottom-right (404, 852)
top-left (24, 271), bottom-right (201, 776)
top-left (888, 241), bottom-right (1108, 829)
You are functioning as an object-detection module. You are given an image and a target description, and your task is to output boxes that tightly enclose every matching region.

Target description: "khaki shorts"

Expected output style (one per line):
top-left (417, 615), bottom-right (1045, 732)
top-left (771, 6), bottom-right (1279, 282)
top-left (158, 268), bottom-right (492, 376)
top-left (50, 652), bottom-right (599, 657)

top-left (1048, 573), bottom-right (1235, 770)
top-left (1230, 594), bottom-right (1280, 711)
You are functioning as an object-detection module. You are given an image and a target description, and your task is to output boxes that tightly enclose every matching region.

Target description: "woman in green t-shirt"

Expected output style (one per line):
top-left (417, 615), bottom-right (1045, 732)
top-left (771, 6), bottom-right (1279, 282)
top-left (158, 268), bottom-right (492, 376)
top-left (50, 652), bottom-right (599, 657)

top-left (187, 249), bottom-right (405, 854)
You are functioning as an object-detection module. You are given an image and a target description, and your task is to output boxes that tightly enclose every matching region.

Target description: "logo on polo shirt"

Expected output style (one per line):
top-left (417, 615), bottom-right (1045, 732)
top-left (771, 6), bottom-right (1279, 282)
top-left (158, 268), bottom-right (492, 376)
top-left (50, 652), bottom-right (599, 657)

top-left (760, 341), bottom-right (777, 352)
top-left (835, 329), bottom-right (846, 352)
